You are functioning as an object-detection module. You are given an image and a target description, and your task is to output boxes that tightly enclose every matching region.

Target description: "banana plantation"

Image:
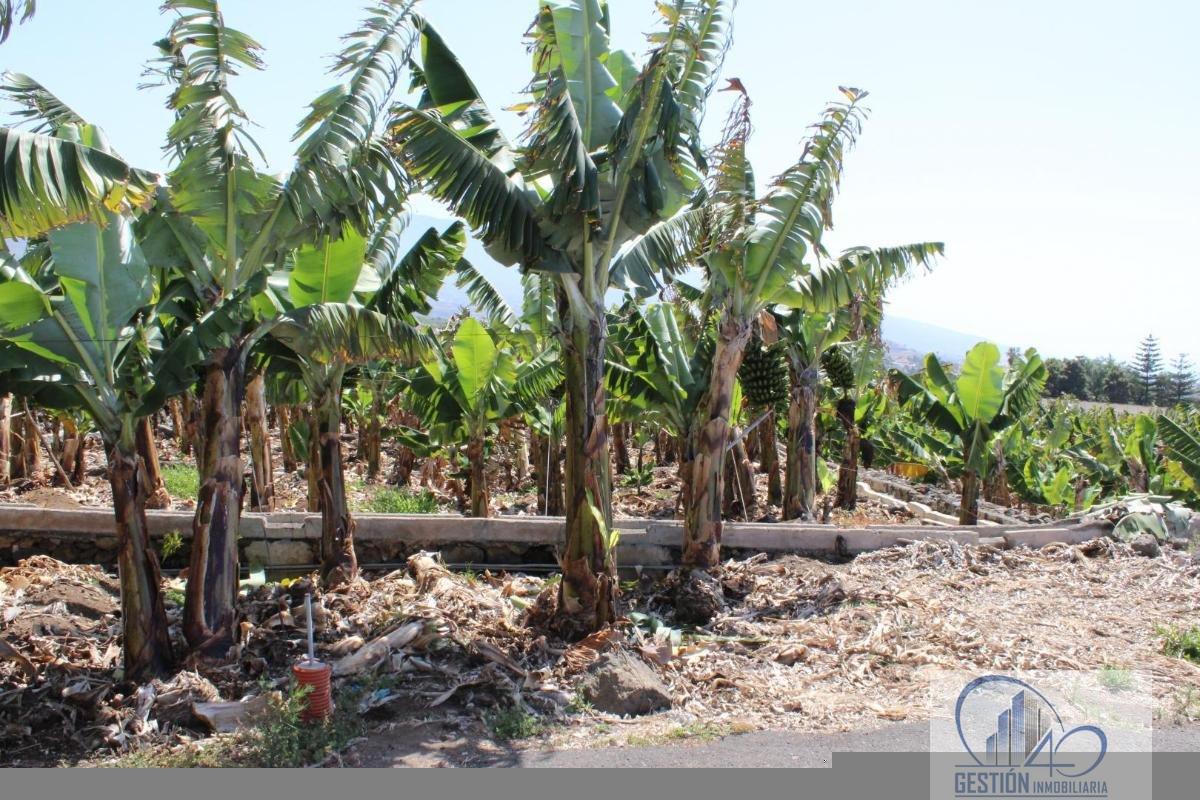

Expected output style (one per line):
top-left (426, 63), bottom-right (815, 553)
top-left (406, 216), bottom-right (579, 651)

top-left (0, 0), bottom-right (1198, 770)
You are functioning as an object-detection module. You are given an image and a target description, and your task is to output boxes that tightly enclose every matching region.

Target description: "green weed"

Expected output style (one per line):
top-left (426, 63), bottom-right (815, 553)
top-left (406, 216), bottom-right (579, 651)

top-left (1160, 625), bottom-right (1200, 664)
top-left (160, 530), bottom-right (184, 560)
top-left (355, 487), bottom-right (439, 514)
top-left (487, 705), bottom-right (544, 740)
top-left (161, 464), bottom-right (199, 500)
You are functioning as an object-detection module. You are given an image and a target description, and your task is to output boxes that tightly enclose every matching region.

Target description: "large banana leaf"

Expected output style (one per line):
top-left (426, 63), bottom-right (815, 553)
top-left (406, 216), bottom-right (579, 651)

top-left (742, 89), bottom-right (867, 292)
top-left (2, 214), bottom-right (152, 429)
top-left (368, 221), bottom-right (466, 316)
top-left (1160, 416), bottom-right (1200, 485)
top-left (160, 1), bottom-right (277, 268)
top-left (390, 104), bottom-right (546, 268)
top-left (283, 0), bottom-right (417, 239)
top-left (0, 127), bottom-right (158, 238)
top-left (452, 317), bottom-right (498, 412)
top-left (288, 228), bottom-right (367, 306)
top-left (454, 257), bottom-right (516, 328)
top-left (270, 302), bottom-right (425, 366)
top-left (542, 0), bottom-right (622, 151)
top-left (955, 342), bottom-right (1004, 425)
top-left (412, 16), bottom-right (514, 169)
top-left (610, 206), bottom-right (707, 298)
top-left (1, 72), bottom-right (88, 135)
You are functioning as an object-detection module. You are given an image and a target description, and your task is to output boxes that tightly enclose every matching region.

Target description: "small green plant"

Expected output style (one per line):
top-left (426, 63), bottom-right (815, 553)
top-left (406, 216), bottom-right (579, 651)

top-left (355, 487), bottom-right (439, 514)
top-left (619, 464), bottom-right (656, 493)
top-left (105, 685), bottom-right (362, 768)
top-left (160, 530), bottom-right (184, 560)
top-left (1160, 625), bottom-right (1200, 664)
top-left (487, 705), bottom-right (544, 740)
top-left (163, 587), bottom-right (185, 607)
top-left (161, 464), bottom-right (199, 500)
top-left (1098, 665), bottom-right (1133, 692)
top-left (567, 690), bottom-right (594, 714)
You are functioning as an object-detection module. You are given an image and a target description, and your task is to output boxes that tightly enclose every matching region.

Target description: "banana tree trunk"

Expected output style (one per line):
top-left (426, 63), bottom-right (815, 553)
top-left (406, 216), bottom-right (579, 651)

top-left (182, 392), bottom-right (202, 467)
top-left (364, 399), bottom-right (382, 481)
top-left (307, 408), bottom-right (322, 512)
top-left (1, 394), bottom-right (12, 487)
top-left (59, 417), bottom-right (79, 484)
top-left (613, 422), bottom-right (630, 475)
top-left (655, 429), bottom-right (676, 466)
top-left (783, 367), bottom-right (818, 520)
top-left (16, 399), bottom-right (41, 481)
top-left (834, 397), bottom-right (859, 510)
top-left (245, 371), bottom-right (275, 512)
top-left (106, 429), bottom-right (173, 680)
top-left (983, 441), bottom-right (1010, 505)
top-left (278, 405), bottom-right (298, 473)
top-left (137, 416), bottom-right (172, 510)
top-left (169, 397), bottom-right (186, 451)
top-left (760, 410), bottom-right (782, 506)
top-left (72, 429), bottom-right (87, 486)
top-left (391, 445), bottom-right (415, 486)
top-left (317, 380), bottom-right (356, 587)
top-left (184, 349), bottom-right (245, 657)
top-left (466, 435), bottom-right (490, 517)
top-left (959, 468), bottom-right (981, 525)
top-left (554, 293), bottom-right (615, 637)
top-left (683, 317), bottom-right (751, 569)
top-left (515, 424), bottom-right (529, 488)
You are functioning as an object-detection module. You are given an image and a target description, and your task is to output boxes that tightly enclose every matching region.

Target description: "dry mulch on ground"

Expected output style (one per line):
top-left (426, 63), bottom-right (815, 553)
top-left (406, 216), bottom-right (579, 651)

top-left (2, 538), bottom-right (1198, 766)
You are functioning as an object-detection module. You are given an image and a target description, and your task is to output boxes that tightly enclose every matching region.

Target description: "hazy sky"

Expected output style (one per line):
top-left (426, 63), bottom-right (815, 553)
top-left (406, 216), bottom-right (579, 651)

top-left (3, 0), bottom-right (1196, 363)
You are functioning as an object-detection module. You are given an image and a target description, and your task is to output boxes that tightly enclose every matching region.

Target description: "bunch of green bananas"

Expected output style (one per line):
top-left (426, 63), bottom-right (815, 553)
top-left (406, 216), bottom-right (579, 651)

top-left (821, 346), bottom-right (854, 390)
top-left (738, 336), bottom-right (789, 406)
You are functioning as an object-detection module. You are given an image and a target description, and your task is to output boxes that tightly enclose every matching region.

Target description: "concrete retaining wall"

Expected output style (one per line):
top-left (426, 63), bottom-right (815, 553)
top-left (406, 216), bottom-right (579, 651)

top-left (0, 503), bottom-right (1108, 571)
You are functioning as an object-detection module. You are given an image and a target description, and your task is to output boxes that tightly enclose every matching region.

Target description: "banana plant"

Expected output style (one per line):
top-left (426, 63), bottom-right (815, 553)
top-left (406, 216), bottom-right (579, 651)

top-left (827, 339), bottom-right (884, 509)
top-left (896, 342), bottom-right (1048, 524)
top-left (1, 0), bottom-right (423, 654)
top-left (389, 0), bottom-right (731, 636)
top-left (776, 310), bottom-right (850, 520)
top-left (0, 217), bottom-right (175, 679)
top-left (260, 221), bottom-right (435, 585)
top-left (411, 317), bottom-right (558, 517)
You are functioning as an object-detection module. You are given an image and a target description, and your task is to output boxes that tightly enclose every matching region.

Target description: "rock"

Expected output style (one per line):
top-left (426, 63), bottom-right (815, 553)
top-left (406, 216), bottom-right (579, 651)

top-left (1129, 533), bottom-right (1161, 558)
top-left (674, 569), bottom-right (725, 625)
top-left (578, 650), bottom-right (671, 716)
top-left (243, 539), bottom-right (313, 567)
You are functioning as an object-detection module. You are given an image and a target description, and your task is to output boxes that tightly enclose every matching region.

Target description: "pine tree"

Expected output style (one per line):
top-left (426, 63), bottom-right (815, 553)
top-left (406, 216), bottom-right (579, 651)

top-left (1131, 334), bottom-right (1163, 405)
top-left (1165, 354), bottom-right (1196, 406)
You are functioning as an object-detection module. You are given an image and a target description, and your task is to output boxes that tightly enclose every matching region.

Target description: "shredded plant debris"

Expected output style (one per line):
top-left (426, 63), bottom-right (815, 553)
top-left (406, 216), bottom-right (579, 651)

top-left (2, 539), bottom-right (1198, 766)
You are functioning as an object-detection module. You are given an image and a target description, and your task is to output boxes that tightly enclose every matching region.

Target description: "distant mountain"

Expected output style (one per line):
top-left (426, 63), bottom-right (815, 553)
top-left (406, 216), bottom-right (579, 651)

top-left (881, 315), bottom-right (997, 368)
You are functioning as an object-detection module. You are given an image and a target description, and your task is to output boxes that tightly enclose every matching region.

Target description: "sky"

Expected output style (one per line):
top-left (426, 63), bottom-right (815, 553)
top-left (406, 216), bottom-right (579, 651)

top-left (2, 0), bottom-right (1197, 364)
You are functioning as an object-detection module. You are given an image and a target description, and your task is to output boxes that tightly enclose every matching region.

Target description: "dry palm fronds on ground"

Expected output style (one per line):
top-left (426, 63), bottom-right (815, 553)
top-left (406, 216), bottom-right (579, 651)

top-left (2, 539), bottom-right (1199, 765)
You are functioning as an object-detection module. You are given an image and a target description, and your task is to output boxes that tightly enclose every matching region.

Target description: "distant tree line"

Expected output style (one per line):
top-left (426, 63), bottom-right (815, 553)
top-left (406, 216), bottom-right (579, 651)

top-left (1039, 335), bottom-right (1195, 406)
